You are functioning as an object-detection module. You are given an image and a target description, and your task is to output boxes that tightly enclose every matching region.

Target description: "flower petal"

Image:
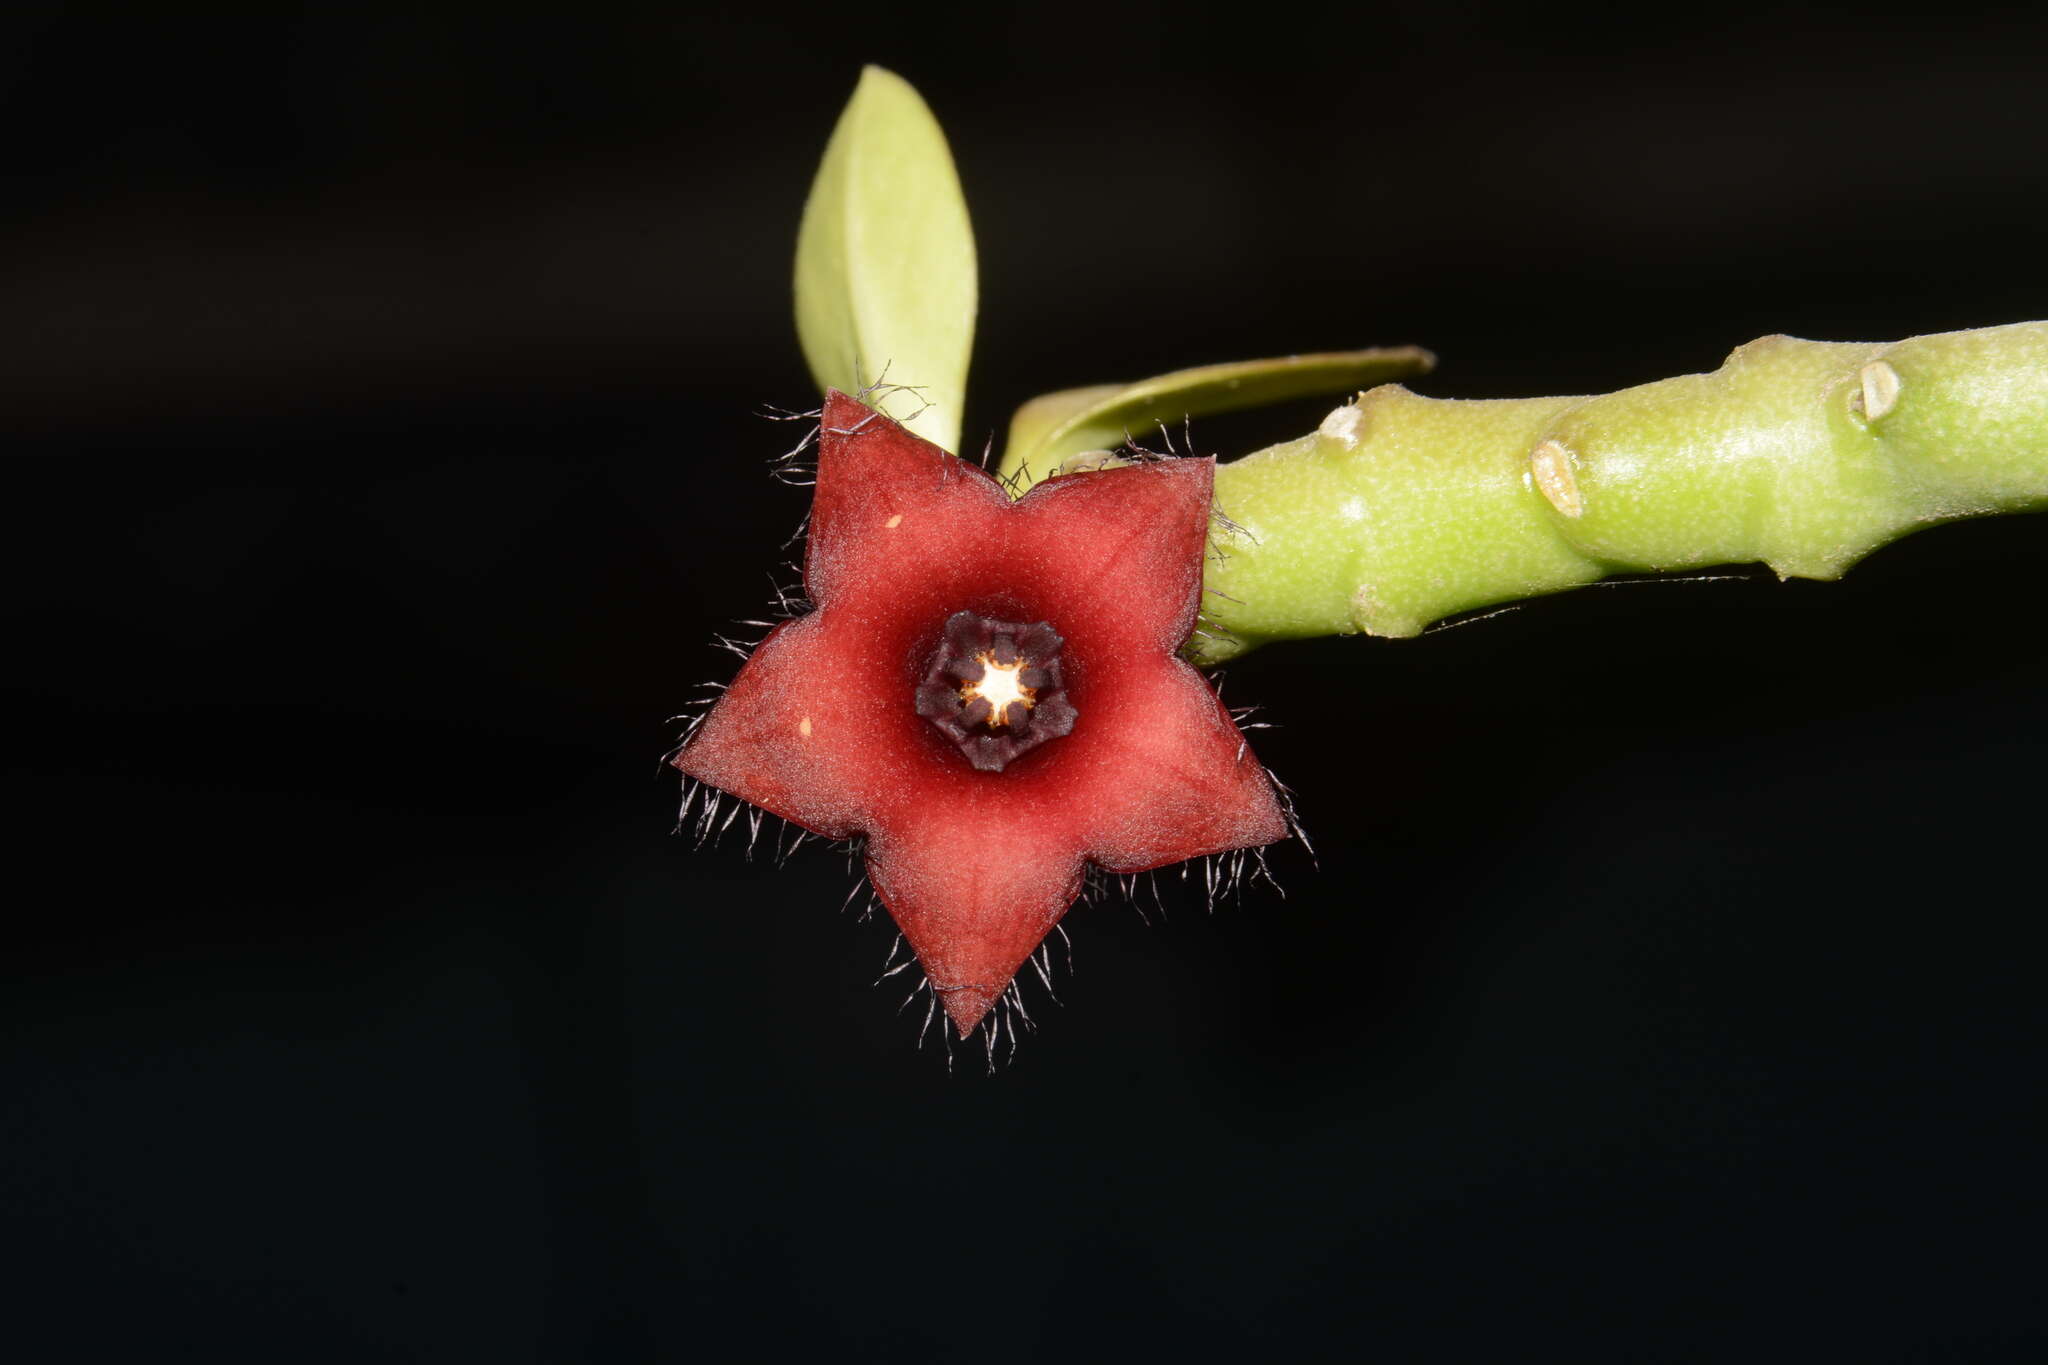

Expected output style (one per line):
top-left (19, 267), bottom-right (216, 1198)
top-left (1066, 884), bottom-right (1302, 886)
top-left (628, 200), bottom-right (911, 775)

top-left (1009, 455), bottom-right (1216, 657)
top-left (864, 801), bottom-right (1086, 1037)
top-left (675, 616), bottom-right (874, 838)
top-left (806, 390), bottom-right (1010, 610)
top-left (1063, 656), bottom-right (1289, 871)
top-left (677, 394), bottom-right (1291, 1036)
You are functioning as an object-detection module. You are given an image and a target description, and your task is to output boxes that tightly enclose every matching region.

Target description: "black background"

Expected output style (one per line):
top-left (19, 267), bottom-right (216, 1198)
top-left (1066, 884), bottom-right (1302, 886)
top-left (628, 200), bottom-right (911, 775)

top-left (8, 7), bottom-right (2047, 1361)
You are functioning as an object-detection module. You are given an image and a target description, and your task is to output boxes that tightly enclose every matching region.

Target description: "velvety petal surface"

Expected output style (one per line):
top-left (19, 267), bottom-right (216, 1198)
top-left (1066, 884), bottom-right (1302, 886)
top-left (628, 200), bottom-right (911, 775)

top-left (676, 391), bottom-right (1287, 1036)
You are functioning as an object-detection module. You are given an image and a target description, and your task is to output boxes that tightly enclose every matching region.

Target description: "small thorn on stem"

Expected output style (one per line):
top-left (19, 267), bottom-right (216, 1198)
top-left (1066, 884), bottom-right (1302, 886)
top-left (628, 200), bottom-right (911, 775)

top-left (1856, 360), bottom-right (1902, 422)
top-left (1317, 401), bottom-right (1364, 448)
top-left (1529, 439), bottom-right (1584, 518)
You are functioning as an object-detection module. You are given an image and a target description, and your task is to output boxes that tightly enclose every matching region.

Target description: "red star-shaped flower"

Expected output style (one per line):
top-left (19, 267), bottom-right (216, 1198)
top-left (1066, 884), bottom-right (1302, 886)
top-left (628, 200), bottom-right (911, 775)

top-left (676, 391), bottom-right (1287, 1036)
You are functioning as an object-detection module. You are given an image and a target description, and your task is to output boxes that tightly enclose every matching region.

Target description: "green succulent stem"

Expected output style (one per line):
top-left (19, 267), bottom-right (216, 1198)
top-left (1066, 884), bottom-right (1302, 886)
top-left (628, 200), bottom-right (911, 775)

top-left (1178, 322), bottom-right (2048, 664)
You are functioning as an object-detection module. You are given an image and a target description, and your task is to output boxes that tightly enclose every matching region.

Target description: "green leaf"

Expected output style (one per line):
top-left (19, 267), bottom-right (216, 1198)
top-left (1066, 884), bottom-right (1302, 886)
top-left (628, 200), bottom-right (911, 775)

top-left (794, 66), bottom-right (977, 453)
top-left (996, 348), bottom-right (1436, 490)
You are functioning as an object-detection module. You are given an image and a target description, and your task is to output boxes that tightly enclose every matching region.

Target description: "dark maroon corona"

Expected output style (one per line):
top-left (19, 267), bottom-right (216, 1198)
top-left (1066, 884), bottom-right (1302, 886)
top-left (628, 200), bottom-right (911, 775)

top-left (914, 611), bottom-right (1077, 772)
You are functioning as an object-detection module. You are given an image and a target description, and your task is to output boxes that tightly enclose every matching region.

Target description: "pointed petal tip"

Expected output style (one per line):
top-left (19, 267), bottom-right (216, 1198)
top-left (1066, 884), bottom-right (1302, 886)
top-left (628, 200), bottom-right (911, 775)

top-left (821, 388), bottom-right (866, 425)
top-left (937, 984), bottom-right (998, 1038)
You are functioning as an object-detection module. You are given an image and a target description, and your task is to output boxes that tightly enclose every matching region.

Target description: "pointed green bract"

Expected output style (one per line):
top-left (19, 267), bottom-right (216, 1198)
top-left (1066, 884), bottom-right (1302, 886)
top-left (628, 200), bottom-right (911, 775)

top-left (1194, 321), bottom-right (2048, 664)
top-left (998, 348), bottom-right (1434, 492)
top-left (794, 67), bottom-right (976, 453)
